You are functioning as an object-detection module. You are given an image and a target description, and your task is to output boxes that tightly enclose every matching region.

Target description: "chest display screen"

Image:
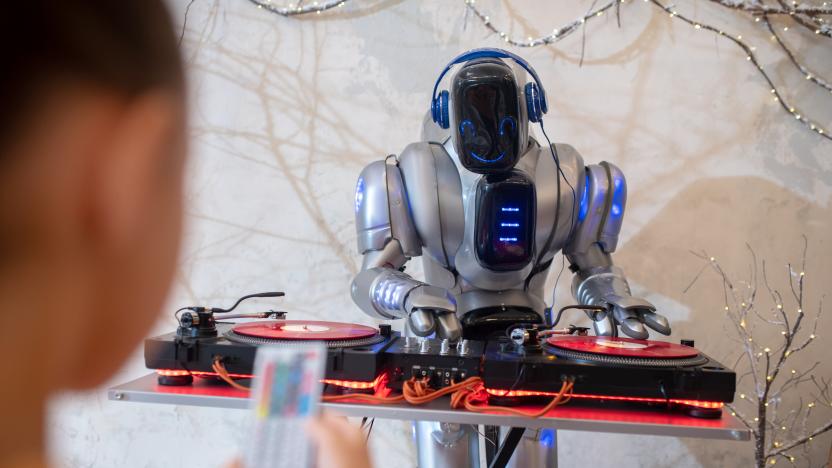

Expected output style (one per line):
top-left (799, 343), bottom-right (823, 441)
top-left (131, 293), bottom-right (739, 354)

top-left (474, 171), bottom-right (536, 271)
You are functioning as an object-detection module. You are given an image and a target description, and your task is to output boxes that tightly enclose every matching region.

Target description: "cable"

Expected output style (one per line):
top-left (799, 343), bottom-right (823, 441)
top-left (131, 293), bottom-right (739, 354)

top-left (322, 392), bottom-right (405, 404)
top-left (365, 418), bottom-right (375, 443)
top-left (206, 365), bottom-right (574, 420)
top-left (402, 376), bottom-right (484, 405)
top-left (549, 304), bottom-right (608, 328)
top-left (474, 426), bottom-right (497, 448)
top-left (455, 380), bottom-right (574, 418)
top-left (538, 121), bottom-right (578, 313)
top-left (211, 358), bottom-right (251, 392)
top-left (173, 307), bottom-right (190, 323)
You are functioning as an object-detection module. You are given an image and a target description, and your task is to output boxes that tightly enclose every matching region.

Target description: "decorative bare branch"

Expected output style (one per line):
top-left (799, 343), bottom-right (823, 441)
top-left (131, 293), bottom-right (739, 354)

top-left (687, 239), bottom-right (830, 467)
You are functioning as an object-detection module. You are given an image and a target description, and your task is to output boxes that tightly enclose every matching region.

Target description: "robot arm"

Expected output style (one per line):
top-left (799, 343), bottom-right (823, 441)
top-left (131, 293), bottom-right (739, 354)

top-left (350, 157), bottom-right (462, 340)
top-left (564, 161), bottom-right (670, 339)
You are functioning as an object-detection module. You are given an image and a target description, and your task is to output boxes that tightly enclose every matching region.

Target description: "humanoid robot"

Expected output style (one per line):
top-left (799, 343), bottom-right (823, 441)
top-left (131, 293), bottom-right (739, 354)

top-left (350, 48), bottom-right (672, 466)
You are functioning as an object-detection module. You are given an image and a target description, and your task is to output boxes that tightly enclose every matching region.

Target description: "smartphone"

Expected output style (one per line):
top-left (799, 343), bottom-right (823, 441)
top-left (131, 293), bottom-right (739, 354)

top-left (244, 343), bottom-right (326, 468)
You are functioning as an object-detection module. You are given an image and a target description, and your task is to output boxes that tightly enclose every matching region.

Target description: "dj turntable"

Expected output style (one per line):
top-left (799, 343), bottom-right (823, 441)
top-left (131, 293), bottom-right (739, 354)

top-left (145, 292), bottom-right (397, 393)
top-left (144, 292), bottom-right (736, 418)
top-left (482, 332), bottom-right (735, 418)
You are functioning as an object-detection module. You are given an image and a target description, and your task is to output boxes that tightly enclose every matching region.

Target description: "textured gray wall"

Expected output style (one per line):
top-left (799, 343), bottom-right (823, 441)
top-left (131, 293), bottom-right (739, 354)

top-left (48, 1), bottom-right (832, 466)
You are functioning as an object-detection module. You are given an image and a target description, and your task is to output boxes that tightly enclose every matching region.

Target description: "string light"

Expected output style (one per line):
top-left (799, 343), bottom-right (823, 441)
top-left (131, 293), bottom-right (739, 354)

top-left (247, 0), bottom-right (349, 16)
top-left (461, 0), bottom-right (832, 141)
top-left (464, 0), bottom-right (621, 48)
top-left (246, 0), bottom-right (832, 142)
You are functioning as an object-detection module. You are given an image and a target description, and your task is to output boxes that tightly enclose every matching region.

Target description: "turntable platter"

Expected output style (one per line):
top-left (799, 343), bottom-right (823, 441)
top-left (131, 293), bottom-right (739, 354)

top-left (544, 336), bottom-right (707, 367)
top-left (225, 320), bottom-right (383, 347)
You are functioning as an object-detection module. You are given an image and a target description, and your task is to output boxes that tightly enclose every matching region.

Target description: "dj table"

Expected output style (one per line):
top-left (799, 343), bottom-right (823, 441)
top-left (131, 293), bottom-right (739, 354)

top-left (109, 373), bottom-right (750, 468)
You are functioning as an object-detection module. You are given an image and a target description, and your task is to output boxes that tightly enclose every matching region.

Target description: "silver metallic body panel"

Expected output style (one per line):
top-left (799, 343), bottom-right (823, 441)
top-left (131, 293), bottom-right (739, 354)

top-left (398, 142), bottom-right (464, 268)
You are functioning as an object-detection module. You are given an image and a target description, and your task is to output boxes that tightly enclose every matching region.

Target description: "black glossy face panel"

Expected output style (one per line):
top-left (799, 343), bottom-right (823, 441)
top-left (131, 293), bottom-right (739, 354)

top-left (475, 171), bottom-right (535, 271)
top-left (451, 60), bottom-right (520, 174)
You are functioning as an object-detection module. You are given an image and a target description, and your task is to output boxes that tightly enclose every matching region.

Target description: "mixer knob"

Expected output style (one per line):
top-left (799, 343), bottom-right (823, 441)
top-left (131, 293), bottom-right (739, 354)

top-left (457, 339), bottom-right (470, 356)
top-left (439, 338), bottom-right (451, 355)
top-left (419, 338), bottom-right (431, 354)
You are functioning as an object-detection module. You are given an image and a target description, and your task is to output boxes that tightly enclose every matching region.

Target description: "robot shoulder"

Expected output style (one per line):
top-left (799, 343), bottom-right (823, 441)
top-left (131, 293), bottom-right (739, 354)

top-left (564, 158), bottom-right (628, 256)
top-left (354, 156), bottom-right (421, 256)
top-left (397, 142), bottom-right (464, 268)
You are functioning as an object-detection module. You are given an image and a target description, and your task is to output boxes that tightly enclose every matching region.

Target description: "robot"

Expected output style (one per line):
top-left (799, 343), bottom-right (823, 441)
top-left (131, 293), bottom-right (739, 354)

top-left (350, 48), bottom-right (671, 467)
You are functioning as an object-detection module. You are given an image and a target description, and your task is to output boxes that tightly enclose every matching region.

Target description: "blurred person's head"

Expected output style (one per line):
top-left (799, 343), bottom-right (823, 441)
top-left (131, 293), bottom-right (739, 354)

top-left (0, 0), bottom-right (186, 405)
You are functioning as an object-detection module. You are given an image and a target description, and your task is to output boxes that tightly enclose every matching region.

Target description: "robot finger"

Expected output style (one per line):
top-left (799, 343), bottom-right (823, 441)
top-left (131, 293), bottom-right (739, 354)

top-left (434, 312), bottom-right (462, 342)
top-left (639, 310), bottom-right (671, 336)
top-left (408, 309), bottom-right (436, 337)
top-left (613, 306), bottom-right (648, 339)
top-left (589, 309), bottom-right (617, 337)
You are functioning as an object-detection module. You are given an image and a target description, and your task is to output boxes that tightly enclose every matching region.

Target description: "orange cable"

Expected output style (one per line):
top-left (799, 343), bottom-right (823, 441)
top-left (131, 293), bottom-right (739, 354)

top-left (211, 359), bottom-right (251, 392)
top-left (458, 381), bottom-right (574, 418)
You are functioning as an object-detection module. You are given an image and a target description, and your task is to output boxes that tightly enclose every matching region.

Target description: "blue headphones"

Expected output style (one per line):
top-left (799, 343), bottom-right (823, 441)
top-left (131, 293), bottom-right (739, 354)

top-left (430, 48), bottom-right (549, 130)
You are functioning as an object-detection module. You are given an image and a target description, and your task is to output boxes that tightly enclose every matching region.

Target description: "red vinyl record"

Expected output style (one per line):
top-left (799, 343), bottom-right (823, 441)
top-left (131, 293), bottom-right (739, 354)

top-left (231, 320), bottom-right (379, 341)
top-left (546, 335), bottom-right (699, 359)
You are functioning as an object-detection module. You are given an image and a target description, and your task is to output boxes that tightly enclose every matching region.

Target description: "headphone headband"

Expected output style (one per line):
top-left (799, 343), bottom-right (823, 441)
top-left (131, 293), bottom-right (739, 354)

top-left (430, 47), bottom-right (547, 113)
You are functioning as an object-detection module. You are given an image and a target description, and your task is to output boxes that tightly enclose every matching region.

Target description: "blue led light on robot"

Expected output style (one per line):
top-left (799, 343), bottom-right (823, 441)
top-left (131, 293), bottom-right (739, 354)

top-left (470, 150), bottom-right (506, 163)
top-left (539, 429), bottom-right (555, 448)
top-left (610, 174), bottom-right (624, 219)
top-left (498, 116), bottom-right (517, 135)
top-left (381, 285), bottom-right (396, 309)
top-left (577, 174), bottom-right (590, 222)
top-left (499, 237), bottom-right (518, 242)
top-left (501, 207), bottom-right (520, 212)
top-left (354, 177), bottom-right (365, 213)
top-left (500, 222), bottom-right (520, 227)
top-left (459, 120), bottom-right (507, 164)
top-left (459, 119), bottom-right (474, 136)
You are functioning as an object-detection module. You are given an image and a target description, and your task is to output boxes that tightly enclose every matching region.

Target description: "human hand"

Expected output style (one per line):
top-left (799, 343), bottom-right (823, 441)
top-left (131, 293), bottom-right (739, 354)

top-left (305, 412), bottom-right (372, 468)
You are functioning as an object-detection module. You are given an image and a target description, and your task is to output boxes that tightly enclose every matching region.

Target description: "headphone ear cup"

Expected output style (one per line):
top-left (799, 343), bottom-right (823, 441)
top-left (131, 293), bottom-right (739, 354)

top-left (525, 82), bottom-right (542, 123)
top-left (437, 90), bottom-right (450, 129)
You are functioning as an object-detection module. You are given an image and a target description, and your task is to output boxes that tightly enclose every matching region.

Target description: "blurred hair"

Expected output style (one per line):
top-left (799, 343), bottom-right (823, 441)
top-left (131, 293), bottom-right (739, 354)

top-left (0, 1), bottom-right (185, 153)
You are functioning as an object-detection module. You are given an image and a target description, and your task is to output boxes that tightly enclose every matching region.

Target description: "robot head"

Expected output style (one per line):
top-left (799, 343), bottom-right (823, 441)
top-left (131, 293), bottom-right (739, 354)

top-left (431, 48), bottom-right (548, 174)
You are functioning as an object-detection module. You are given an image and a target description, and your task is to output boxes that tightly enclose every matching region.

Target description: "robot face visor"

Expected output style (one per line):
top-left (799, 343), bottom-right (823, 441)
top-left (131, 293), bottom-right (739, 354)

top-left (452, 65), bottom-right (520, 173)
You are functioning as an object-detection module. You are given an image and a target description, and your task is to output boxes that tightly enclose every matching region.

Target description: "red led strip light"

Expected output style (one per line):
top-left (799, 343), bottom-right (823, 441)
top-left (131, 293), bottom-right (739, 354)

top-left (486, 388), bottom-right (723, 409)
top-left (155, 369), bottom-right (381, 390)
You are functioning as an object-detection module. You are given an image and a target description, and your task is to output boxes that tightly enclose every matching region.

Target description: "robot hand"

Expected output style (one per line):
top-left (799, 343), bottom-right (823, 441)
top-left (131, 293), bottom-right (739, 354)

top-left (589, 295), bottom-right (671, 340)
top-left (574, 268), bottom-right (671, 339)
top-left (404, 285), bottom-right (463, 341)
